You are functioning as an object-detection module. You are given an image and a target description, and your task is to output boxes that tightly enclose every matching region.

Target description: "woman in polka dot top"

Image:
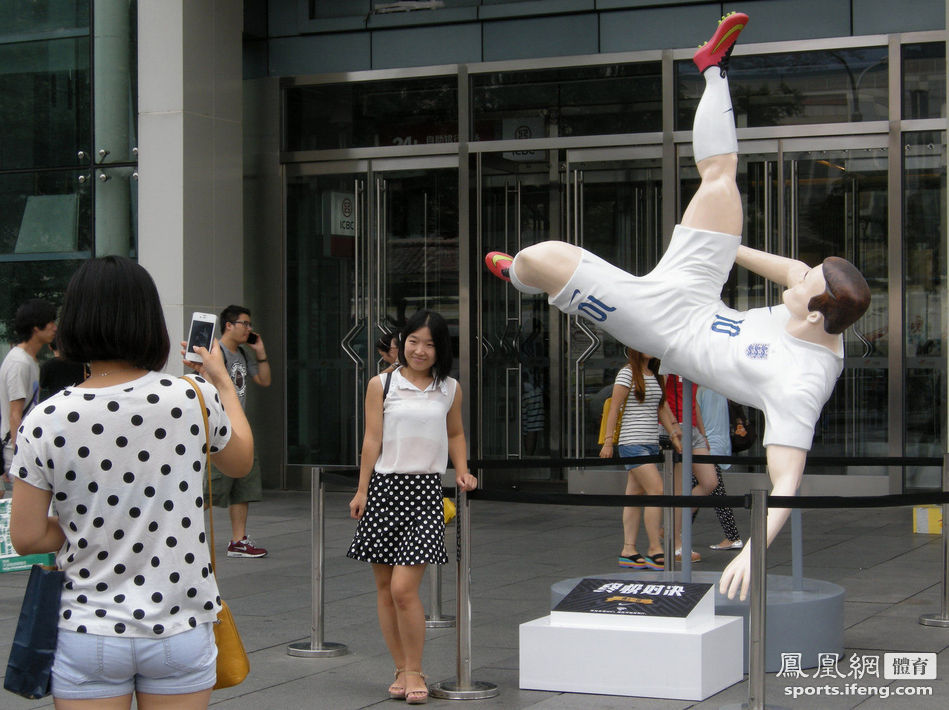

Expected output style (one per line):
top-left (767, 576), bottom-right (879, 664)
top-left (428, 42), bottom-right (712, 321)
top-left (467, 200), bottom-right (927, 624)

top-left (348, 310), bottom-right (478, 704)
top-left (9, 256), bottom-right (254, 708)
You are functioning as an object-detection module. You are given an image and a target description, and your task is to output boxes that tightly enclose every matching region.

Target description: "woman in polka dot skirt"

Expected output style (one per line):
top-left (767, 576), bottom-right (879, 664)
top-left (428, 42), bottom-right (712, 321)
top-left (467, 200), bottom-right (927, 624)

top-left (9, 256), bottom-right (254, 710)
top-left (348, 310), bottom-right (478, 705)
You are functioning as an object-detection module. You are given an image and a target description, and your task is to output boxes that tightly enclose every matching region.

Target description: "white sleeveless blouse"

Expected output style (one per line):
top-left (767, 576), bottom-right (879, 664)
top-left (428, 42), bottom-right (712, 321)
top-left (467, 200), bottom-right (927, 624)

top-left (374, 368), bottom-right (457, 475)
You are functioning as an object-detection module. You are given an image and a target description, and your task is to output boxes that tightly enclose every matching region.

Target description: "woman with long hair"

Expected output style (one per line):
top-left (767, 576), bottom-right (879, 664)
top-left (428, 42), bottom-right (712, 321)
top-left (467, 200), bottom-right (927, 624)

top-left (348, 310), bottom-right (478, 704)
top-left (10, 256), bottom-right (253, 710)
top-left (599, 347), bottom-right (681, 569)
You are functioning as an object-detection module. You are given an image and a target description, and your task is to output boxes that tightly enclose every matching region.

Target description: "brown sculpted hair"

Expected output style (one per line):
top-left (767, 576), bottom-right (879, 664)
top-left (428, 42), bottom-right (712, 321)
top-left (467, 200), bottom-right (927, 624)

top-left (807, 257), bottom-right (871, 334)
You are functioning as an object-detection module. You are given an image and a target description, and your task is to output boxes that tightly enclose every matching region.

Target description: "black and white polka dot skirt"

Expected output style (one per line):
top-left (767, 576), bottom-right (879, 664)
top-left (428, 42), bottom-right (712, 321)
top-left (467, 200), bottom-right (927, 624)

top-left (347, 472), bottom-right (448, 566)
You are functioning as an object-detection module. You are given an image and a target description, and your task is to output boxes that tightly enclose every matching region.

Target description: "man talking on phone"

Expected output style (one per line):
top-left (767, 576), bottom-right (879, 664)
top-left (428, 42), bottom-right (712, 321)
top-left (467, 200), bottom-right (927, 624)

top-left (208, 304), bottom-right (272, 557)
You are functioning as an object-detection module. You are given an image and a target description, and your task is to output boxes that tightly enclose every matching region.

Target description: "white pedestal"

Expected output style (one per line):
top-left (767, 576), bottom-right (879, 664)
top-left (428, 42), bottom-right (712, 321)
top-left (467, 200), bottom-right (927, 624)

top-left (519, 613), bottom-right (743, 700)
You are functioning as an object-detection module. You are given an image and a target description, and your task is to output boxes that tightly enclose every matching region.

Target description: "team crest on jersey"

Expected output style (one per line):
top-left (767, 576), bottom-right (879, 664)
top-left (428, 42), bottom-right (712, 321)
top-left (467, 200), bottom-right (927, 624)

top-left (745, 343), bottom-right (769, 360)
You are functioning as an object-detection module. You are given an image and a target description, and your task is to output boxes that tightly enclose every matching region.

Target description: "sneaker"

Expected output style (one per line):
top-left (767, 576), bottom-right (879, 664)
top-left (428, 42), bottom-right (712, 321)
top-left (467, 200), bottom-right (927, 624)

top-left (618, 553), bottom-right (647, 569)
top-left (484, 251), bottom-right (514, 282)
top-left (693, 11), bottom-right (749, 76)
top-left (227, 536), bottom-right (268, 558)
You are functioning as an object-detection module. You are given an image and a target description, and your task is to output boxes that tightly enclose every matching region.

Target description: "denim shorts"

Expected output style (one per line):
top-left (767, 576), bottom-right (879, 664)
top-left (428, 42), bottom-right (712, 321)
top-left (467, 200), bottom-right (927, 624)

top-left (618, 444), bottom-right (660, 470)
top-left (51, 622), bottom-right (217, 699)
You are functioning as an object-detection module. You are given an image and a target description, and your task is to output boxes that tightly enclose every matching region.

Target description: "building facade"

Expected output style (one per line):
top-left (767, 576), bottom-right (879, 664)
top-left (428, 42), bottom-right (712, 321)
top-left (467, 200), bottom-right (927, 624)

top-left (2, 1), bottom-right (946, 495)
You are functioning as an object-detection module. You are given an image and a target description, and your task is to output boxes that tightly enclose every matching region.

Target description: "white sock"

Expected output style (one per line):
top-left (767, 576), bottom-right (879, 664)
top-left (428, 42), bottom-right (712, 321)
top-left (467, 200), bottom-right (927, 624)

top-left (508, 255), bottom-right (544, 295)
top-left (692, 68), bottom-right (738, 164)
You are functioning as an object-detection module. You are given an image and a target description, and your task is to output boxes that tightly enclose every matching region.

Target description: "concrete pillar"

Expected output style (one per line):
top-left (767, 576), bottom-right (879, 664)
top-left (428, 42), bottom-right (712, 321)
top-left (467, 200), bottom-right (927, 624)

top-left (137, 0), bottom-right (243, 358)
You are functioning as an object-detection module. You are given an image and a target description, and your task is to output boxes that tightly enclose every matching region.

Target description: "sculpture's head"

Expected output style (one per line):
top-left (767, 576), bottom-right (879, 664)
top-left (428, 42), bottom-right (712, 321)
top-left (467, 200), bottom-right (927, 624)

top-left (807, 257), bottom-right (871, 334)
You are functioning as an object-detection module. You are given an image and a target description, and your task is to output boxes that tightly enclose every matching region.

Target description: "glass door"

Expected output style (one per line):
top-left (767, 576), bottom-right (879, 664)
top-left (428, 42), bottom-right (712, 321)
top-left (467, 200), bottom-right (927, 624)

top-left (679, 138), bottom-right (889, 464)
top-left (564, 148), bottom-right (664, 459)
top-left (476, 151), bottom-right (554, 480)
top-left (783, 143), bottom-right (889, 460)
top-left (286, 158), bottom-right (459, 467)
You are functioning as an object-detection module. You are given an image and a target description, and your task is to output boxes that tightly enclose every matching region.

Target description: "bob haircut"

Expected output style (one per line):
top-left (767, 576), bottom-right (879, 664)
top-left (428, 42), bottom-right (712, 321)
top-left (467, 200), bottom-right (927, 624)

top-left (58, 256), bottom-right (170, 370)
top-left (13, 298), bottom-right (57, 342)
top-left (398, 310), bottom-right (453, 382)
top-left (808, 257), bottom-right (871, 335)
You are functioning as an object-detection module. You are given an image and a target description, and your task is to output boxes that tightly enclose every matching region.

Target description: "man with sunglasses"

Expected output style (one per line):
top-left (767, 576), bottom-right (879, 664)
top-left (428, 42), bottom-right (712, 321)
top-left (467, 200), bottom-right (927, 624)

top-left (207, 304), bottom-right (272, 557)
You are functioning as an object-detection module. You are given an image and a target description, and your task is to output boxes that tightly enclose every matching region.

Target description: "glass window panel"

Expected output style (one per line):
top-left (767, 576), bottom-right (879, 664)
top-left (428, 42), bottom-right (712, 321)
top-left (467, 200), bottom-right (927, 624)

top-left (285, 77), bottom-right (458, 151)
top-left (903, 131), bottom-right (945, 489)
top-left (0, 0), bottom-right (88, 35)
top-left (902, 43), bottom-right (946, 120)
top-left (0, 170), bottom-right (91, 257)
top-left (0, 37), bottom-right (91, 170)
top-left (472, 62), bottom-right (661, 140)
top-left (676, 47), bottom-right (889, 129)
top-left (94, 1), bottom-right (138, 163)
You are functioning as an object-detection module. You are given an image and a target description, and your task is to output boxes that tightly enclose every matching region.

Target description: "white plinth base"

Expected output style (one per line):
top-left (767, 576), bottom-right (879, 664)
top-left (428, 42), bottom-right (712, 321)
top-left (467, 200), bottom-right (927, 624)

top-left (520, 614), bottom-right (743, 700)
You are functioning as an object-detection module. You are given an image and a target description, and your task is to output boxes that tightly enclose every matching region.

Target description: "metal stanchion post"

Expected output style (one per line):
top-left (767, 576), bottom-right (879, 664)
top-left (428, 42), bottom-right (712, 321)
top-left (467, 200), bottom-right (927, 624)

top-left (426, 563), bottom-right (456, 628)
top-left (662, 449), bottom-right (675, 574)
top-left (722, 489), bottom-right (788, 710)
top-left (791, 508), bottom-right (803, 591)
top-left (430, 488), bottom-right (499, 699)
top-left (681, 378), bottom-right (694, 580)
top-left (287, 467), bottom-right (348, 658)
top-left (919, 453), bottom-right (949, 627)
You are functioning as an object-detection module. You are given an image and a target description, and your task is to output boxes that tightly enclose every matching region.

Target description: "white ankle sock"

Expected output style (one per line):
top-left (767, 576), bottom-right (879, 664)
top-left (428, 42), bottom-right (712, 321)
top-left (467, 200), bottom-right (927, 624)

top-left (692, 68), bottom-right (738, 164)
top-left (508, 255), bottom-right (544, 295)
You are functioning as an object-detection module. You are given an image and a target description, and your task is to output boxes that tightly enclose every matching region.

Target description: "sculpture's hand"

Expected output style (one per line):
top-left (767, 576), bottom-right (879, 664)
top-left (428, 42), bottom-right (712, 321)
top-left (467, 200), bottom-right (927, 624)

top-left (719, 544), bottom-right (752, 600)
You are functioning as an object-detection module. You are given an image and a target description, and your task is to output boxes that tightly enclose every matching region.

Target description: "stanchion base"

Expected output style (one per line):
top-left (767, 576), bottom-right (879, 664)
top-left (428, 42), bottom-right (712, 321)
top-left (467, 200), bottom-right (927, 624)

top-left (425, 615), bottom-right (456, 628)
top-left (429, 679), bottom-right (499, 700)
top-left (286, 641), bottom-right (348, 658)
top-left (918, 613), bottom-right (949, 628)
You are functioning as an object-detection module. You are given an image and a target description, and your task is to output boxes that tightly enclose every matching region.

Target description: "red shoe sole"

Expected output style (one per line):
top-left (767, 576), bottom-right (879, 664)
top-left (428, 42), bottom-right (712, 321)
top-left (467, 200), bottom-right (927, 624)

top-left (693, 12), bottom-right (749, 73)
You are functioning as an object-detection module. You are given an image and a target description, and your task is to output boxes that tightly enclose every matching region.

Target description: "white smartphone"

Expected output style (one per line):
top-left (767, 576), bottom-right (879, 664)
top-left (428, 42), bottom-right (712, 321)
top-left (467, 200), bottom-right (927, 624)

top-left (185, 312), bottom-right (217, 362)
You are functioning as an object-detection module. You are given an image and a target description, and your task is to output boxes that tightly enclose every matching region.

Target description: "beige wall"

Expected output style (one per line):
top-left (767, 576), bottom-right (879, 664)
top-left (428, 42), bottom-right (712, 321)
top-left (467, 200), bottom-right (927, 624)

top-left (138, 0), bottom-right (243, 355)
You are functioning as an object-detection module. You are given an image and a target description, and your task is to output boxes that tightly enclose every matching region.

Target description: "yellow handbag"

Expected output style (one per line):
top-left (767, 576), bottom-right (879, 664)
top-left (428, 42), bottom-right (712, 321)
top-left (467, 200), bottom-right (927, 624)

top-left (443, 497), bottom-right (456, 524)
top-left (597, 396), bottom-right (625, 446)
top-left (182, 377), bottom-right (251, 690)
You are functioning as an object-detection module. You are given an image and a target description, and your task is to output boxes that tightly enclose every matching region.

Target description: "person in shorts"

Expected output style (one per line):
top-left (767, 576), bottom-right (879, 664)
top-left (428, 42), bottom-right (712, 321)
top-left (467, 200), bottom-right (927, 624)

top-left (598, 348), bottom-right (682, 570)
top-left (484, 11), bottom-right (870, 600)
top-left (208, 305), bottom-right (272, 558)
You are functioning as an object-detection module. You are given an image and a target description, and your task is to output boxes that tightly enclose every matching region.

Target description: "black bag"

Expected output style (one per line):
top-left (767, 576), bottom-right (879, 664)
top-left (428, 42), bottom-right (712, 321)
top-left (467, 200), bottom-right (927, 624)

top-left (728, 401), bottom-right (757, 453)
top-left (4, 564), bottom-right (64, 699)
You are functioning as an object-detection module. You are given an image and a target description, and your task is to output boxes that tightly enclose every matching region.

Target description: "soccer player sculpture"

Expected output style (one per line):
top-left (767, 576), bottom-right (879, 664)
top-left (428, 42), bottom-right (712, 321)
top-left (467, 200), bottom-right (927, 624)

top-left (484, 12), bottom-right (870, 601)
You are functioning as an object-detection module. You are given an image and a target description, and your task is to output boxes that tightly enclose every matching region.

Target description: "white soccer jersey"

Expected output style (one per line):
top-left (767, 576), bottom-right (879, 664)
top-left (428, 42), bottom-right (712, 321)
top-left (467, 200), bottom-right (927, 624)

top-left (549, 225), bottom-right (844, 450)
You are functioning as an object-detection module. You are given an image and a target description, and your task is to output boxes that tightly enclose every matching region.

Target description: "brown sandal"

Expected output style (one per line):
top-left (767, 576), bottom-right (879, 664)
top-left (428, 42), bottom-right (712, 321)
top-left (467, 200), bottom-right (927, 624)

top-left (404, 670), bottom-right (428, 705)
top-left (388, 668), bottom-right (406, 700)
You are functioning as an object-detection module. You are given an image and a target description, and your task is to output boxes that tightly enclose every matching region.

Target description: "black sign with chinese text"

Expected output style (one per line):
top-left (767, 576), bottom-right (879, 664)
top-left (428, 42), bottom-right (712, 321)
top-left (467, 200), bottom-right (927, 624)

top-left (553, 578), bottom-right (712, 618)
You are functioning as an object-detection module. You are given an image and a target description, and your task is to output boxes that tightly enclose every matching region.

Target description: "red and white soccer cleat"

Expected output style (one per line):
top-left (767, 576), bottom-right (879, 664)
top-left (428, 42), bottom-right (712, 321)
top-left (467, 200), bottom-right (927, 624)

top-left (693, 11), bottom-right (749, 76)
top-left (484, 251), bottom-right (514, 282)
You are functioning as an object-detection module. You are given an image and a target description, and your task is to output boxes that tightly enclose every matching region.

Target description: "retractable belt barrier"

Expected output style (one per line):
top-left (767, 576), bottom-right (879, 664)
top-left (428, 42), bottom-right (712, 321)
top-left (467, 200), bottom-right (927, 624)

top-left (291, 455), bottom-right (949, 707)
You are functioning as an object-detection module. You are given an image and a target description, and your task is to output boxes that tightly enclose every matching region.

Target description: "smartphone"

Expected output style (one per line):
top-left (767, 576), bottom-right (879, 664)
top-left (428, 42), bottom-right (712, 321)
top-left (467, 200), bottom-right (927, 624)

top-left (246, 332), bottom-right (258, 345)
top-left (185, 312), bottom-right (217, 362)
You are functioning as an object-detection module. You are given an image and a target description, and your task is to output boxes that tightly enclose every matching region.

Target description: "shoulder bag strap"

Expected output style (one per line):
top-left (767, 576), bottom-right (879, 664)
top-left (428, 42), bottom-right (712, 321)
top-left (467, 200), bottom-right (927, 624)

top-left (181, 376), bottom-right (216, 573)
top-left (382, 370), bottom-right (393, 401)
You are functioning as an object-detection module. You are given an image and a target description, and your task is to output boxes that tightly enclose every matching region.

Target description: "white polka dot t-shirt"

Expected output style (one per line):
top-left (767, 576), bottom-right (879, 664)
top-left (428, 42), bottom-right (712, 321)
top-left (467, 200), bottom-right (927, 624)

top-left (11, 371), bottom-right (231, 638)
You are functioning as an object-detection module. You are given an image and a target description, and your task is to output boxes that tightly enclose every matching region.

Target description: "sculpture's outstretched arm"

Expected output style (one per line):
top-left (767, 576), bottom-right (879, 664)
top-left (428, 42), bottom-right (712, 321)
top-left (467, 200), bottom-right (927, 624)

top-left (719, 444), bottom-right (807, 600)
